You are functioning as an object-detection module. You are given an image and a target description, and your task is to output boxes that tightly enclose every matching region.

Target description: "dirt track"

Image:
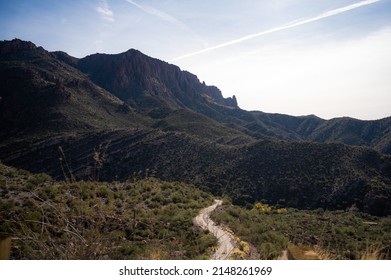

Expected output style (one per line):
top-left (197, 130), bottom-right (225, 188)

top-left (194, 200), bottom-right (236, 260)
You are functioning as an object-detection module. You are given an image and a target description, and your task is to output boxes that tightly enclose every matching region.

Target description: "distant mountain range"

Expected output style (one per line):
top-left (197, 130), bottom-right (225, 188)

top-left (1, 39), bottom-right (390, 216)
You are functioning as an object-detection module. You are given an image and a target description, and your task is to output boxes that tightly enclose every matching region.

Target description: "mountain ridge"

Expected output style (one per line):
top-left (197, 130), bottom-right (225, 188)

top-left (52, 39), bottom-right (391, 154)
top-left (49, 39), bottom-right (391, 154)
top-left (61, 47), bottom-right (239, 111)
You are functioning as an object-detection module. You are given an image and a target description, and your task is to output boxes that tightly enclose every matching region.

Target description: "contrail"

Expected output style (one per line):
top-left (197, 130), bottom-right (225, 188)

top-left (125, 0), bottom-right (208, 47)
top-left (171, 0), bottom-right (381, 62)
top-left (126, 0), bottom-right (182, 26)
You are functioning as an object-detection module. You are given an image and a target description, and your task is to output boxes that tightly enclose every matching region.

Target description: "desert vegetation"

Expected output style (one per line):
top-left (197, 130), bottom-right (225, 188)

top-left (0, 163), bottom-right (216, 259)
top-left (211, 200), bottom-right (391, 260)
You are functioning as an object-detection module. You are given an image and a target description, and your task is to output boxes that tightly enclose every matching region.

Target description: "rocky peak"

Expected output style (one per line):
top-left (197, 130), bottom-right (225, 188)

top-left (76, 48), bottom-right (239, 112)
top-left (0, 39), bottom-right (46, 57)
top-left (51, 51), bottom-right (79, 67)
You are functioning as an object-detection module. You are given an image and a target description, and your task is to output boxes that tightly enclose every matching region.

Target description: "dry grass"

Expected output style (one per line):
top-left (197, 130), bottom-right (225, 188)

top-left (357, 243), bottom-right (388, 260)
top-left (314, 242), bottom-right (388, 260)
top-left (287, 245), bottom-right (319, 260)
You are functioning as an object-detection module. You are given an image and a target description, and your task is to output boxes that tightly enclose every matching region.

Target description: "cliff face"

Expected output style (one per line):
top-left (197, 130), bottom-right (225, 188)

top-left (76, 49), bottom-right (238, 112)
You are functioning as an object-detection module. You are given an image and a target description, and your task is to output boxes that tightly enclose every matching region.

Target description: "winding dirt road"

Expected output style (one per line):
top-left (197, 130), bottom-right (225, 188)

top-left (194, 200), bottom-right (236, 260)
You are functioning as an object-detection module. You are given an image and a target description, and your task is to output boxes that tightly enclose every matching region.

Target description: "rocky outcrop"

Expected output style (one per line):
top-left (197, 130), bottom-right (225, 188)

top-left (76, 49), bottom-right (239, 112)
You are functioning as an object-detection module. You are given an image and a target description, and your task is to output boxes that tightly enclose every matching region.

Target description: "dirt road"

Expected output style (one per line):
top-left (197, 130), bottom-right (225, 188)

top-left (194, 199), bottom-right (236, 260)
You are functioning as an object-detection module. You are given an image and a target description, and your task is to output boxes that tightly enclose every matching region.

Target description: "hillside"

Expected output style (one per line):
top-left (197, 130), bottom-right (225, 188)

top-left (0, 39), bottom-right (150, 139)
top-left (0, 163), bottom-right (216, 259)
top-left (1, 128), bottom-right (390, 216)
top-left (1, 39), bottom-right (391, 217)
top-left (249, 112), bottom-right (391, 154)
top-left (211, 200), bottom-right (391, 260)
top-left (306, 117), bottom-right (391, 154)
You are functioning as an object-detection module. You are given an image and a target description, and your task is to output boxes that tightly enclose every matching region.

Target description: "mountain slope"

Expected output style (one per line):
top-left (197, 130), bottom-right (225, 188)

top-left (306, 117), bottom-right (391, 154)
top-left (250, 112), bottom-right (391, 154)
top-left (76, 49), bottom-right (238, 113)
top-left (0, 39), bottom-right (150, 139)
top-left (1, 128), bottom-right (390, 216)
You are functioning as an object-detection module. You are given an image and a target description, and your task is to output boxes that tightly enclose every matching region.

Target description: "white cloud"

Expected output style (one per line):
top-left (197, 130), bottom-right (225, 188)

top-left (96, 0), bottom-right (114, 22)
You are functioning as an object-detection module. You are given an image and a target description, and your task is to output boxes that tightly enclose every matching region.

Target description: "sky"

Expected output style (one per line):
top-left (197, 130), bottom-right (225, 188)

top-left (1, 0), bottom-right (391, 120)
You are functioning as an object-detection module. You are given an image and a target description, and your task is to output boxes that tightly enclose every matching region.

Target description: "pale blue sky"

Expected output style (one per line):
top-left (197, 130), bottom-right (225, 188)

top-left (1, 0), bottom-right (391, 120)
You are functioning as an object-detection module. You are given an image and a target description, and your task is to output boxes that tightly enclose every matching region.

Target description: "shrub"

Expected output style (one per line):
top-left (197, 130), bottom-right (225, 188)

top-left (253, 202), bottom-right (272, 213)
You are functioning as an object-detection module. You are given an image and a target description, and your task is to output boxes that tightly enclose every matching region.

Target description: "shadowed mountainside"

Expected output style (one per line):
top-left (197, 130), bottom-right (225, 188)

top-left (0, 39), bottom-right (150, 139)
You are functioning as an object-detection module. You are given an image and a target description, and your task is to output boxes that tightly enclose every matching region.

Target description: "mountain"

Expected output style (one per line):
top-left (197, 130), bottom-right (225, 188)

top-left (1, 39), bottom-right (391, 216)
top-left (62, 49), bottom-right (238, 114)
top-left (0, 39), bottom-right (150, 139)
top-left (236, 111), bottom-right (391, 154)
top-left (59, 45), bottom-right (391, 154)
top-left (305, 117), bottom-right (391, 154)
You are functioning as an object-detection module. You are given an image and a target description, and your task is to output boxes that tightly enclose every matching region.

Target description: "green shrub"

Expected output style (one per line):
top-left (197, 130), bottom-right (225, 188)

top-left (96, 185), bottom-right (111, 199)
